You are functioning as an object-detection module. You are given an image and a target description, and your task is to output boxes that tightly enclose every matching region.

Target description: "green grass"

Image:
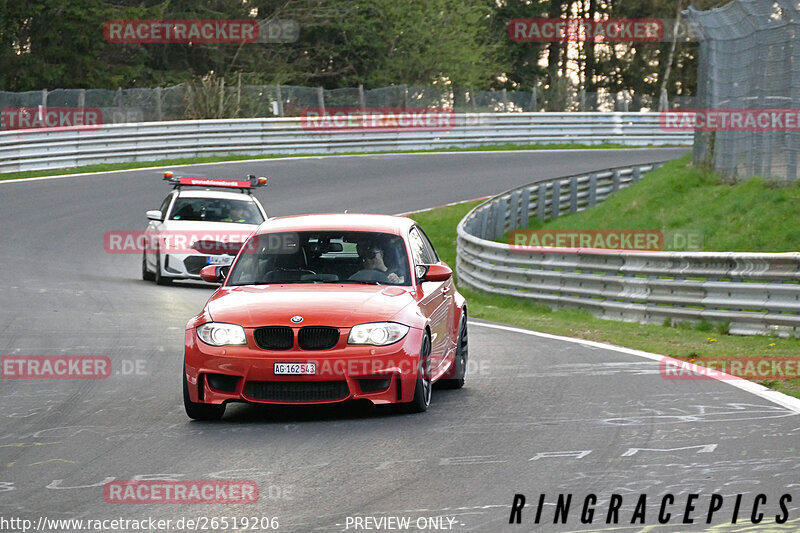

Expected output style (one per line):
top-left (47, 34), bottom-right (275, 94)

top-left (410, 199), bottom-right (800, 400)
top-left (506, 154), bottom-right (800, 252)
top-left (0, 142), bottom-right (666, 182)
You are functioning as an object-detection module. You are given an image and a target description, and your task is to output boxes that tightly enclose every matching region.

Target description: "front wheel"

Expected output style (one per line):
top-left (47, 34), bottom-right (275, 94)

top-left (183, 365), bottom-right (225, 421)
top-left (441, 312), bottom-right (467, 389)
top-left (155, 253), bottom-right (173, 286)
top-left (406, 332), bottom-right (432, 413)
top-left (142, 252), bottom-right (155, 281)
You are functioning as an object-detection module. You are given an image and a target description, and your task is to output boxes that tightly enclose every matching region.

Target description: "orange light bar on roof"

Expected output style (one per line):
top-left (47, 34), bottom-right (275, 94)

top-left (178, 177), bottom-right (251, 188)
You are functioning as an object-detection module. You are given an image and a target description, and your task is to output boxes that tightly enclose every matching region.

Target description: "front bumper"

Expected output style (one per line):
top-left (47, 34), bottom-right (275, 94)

top-left (162, 252), bottom-right (234, 279)
top-left (184, 326), bottom-right (424, 406)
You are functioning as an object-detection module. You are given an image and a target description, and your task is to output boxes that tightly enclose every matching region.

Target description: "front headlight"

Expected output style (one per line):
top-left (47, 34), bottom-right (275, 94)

top-left (348, 322), bottom-right (409, 346)
top-left (197, 323), bottom-right (247, 346)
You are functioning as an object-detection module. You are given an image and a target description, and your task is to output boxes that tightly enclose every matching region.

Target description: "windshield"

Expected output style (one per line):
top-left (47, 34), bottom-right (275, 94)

top-left (227, 231), bottom-right (411, 286)
top-left (169, 198), bottom-right (264, 224)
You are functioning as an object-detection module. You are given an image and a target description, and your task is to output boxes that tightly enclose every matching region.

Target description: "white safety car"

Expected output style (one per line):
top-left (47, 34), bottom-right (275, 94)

top-left (142, 172), bottom-right (268, 285)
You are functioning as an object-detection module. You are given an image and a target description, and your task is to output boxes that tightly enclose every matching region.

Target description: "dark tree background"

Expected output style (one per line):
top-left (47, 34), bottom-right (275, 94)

top-left (0, 0), bottom-right (731, 103)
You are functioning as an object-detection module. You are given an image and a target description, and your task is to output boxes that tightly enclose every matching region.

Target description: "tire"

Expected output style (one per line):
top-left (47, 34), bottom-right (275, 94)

top-left (154, 253), bottom-right (173, 286)
top-left (142, 252), bottom-right (155, 281)
top-left (406, 331), bottom-right (432, 413)
top-left (441, 312), bottom-right (467, 389)
top-left (183, 364), bottom-right (225, 421)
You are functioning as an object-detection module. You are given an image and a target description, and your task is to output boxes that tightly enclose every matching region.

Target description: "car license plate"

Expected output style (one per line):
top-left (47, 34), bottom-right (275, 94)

top-left (274, 362), bottom-right (316, 375)
top-left (206, 255), bottom-right (232, 265)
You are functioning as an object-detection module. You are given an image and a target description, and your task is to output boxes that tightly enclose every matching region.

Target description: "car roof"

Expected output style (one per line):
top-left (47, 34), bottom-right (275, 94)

top-left (176, 189), bottom-right (257, 201)
top-left (254, 213), bottom-right (416, 235)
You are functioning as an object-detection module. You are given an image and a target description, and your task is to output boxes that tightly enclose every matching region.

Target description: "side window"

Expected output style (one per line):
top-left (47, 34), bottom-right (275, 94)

top-left (408, 227), bottom-right (435, 265)
top-left (158, 194), bottom-right (174, 218)
top-left (416, 226), bottom-right (440, 263)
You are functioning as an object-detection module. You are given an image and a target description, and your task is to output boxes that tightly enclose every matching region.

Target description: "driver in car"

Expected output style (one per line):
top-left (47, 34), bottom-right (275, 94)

top-left (351, 241), bottom-right (404, 284)
top-left (223, 203), bottom-right (251, 223)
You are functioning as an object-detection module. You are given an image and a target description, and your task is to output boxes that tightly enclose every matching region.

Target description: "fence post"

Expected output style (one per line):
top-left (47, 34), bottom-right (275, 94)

top-left (521, 188), bottom-right (531, 228)
top-left (510, 190), bottom-right (521, 230)
top-left (494, 198), bottom-right (507, 240)
top-left (402, 84), bottom-right (408, 110)
top-left (537, 182), bottom-right (547, 220)
top-left (588, 173), bottom-right (598, 207)
top-left (551, 181), bottom-right (561, 219)
top-left (501, 88), bottom-right (509, 112)
top-left (317, 87), bottom-right (325, 111)
top-left (77, 89), bottom-right (85, 110)
top-left (529, 86), bottom-right (538, 112)
top-left (275, 84), bottom-right (284, 117)
top-left (358, 84), bottom-right (366, 110)
top-left (41, 88), bottom-right (48, 109)
top-left (218, 77), bottom-right (225, 118)
top-left (155, 87), bottom-right (163, 121)
top-left (479, 207), bottom-right (490, 240)
top-left (569, 176), bottom-right (578, 213)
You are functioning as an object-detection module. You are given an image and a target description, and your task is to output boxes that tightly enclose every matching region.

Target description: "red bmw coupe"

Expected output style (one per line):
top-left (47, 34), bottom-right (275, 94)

top-left (183, 213), bottom-right (467, 420)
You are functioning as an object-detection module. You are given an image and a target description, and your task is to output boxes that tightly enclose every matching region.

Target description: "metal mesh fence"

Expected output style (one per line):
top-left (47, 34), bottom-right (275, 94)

top-left (687, 0), bottom-right (799, 182)
top-left (0, 83), bottom-right (686, 125)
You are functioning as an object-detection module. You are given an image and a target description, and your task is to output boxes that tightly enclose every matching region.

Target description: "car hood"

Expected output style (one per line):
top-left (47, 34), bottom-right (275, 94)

top-left (205, 284), bottom-right (417, 328)
top-left (160, 220), bottom-right (259, 234)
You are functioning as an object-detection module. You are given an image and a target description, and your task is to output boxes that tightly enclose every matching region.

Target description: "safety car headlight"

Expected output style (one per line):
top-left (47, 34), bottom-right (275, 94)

top-left (347, 322), bottom-right (409, 346)
top-left (197, 323), bottom-right (247, 346)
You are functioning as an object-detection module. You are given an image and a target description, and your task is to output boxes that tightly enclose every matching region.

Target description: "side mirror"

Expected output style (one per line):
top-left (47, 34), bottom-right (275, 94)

top-left (418, 264), bottom-right (452, 283)
top-left (146, 210), bottom-right (163, 221)
top-left (200, 265), bottom-right (228, 283)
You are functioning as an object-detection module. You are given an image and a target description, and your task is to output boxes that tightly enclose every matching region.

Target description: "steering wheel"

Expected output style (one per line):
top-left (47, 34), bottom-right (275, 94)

top-left (348, 268), bottom-right (390, 282)
top-left (277, 267), bottom-right (317, 275)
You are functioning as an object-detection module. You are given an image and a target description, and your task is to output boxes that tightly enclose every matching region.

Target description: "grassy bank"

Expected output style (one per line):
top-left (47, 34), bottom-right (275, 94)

top-left (410, 196), bottom-right (800, 400)
top-left (512, 155), bottom-right (800, 252)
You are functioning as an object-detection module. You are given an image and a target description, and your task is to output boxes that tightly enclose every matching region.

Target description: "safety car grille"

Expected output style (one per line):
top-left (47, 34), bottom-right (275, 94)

top-left (183, 256), bottom-right (210, 275)
top-left (254, 326), bottom-right (294, 350)
top-left (243, 380), bottom-right (349, 402)
top-left (298, 326), bottom-right (340, 350)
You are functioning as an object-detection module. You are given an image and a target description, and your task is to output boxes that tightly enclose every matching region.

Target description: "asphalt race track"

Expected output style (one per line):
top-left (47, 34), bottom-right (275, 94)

top-left (3, 148), bottom-right (800, 532)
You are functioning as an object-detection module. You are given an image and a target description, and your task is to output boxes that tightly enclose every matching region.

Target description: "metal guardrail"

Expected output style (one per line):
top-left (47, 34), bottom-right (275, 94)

top-left (456, 163), bottom-right (800, 337)
top-left (0, 112), bottom-right (691, 174)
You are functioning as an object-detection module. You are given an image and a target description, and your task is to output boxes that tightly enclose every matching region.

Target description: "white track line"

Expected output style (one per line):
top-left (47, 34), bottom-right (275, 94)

top-left (0, 148), bottom-right (674, 185)
top-left (470, 320), bottom-right (800, 414)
